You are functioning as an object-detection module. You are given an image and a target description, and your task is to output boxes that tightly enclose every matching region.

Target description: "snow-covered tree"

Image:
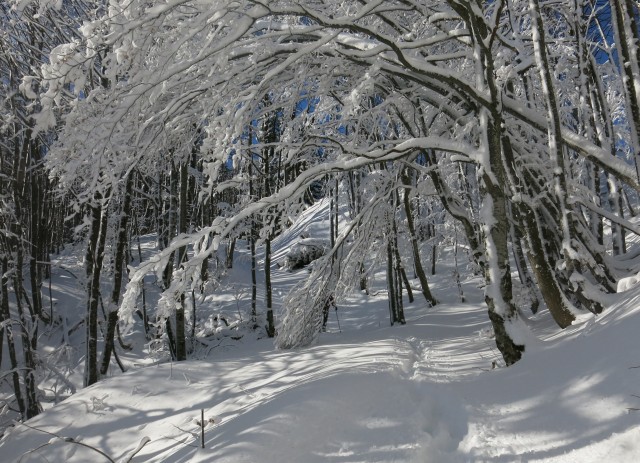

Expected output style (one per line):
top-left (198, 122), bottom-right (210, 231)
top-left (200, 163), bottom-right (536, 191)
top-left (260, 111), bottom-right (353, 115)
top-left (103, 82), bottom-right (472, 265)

top-left (34, 0), bottom-right (640, 366)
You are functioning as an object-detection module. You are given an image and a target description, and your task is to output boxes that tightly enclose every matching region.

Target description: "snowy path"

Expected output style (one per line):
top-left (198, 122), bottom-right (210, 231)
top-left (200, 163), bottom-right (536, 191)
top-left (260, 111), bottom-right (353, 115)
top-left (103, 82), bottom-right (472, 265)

top-left (3, 200), bottom-right (640, 461)
top-left (4, 292), bottom-right (640, 462)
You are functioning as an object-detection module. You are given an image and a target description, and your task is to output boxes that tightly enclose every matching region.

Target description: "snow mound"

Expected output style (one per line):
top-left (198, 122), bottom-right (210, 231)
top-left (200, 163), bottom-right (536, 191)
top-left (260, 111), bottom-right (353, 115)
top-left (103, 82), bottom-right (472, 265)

top-left (282, 238), bottom-right (329, 271)
top-left (617, 272), bottom-right (640, 292)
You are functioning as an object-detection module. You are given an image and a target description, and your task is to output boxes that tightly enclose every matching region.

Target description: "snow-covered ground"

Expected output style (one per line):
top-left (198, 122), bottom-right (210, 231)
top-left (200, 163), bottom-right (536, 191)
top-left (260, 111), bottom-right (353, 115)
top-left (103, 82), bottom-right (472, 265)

top-left (2, 200), bottom-right (640, 462)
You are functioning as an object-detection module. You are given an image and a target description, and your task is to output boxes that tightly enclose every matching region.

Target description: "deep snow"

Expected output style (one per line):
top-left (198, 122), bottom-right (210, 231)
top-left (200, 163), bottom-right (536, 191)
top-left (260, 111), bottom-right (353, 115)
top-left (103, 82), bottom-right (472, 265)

top-left (1, 199), bottom-right (640, 462)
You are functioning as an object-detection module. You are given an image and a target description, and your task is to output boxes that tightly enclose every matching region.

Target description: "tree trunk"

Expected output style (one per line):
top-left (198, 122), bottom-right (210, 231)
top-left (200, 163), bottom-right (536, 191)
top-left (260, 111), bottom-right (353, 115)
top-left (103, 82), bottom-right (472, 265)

top-left (265, 236), bottom-right (275, 337)
top-left (449, 2), bottom-right (524, 365)
top-left (100, 173), bottom-right (133, 375)
top-left (402, 169), bottom-right (436, 306)
top-left (175, 162), bottom-right (188, 361)
top-left (1, 255), bottom-right (26, 419)
top-left (85, 193), bottom-right (109, 387)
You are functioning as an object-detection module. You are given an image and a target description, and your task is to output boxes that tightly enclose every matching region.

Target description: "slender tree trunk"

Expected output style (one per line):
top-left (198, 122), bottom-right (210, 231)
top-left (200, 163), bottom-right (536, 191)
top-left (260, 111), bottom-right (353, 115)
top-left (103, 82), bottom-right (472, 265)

top-left (249, 130), bottom-right (258, 325)
top-left (402, 169), bottom-right (436, 306)
top-left (262, 118), bottom-right (276, 337)
top-left (132, 210), bottom-right (151, 337)
top-left (28, 149), bottom-right (44, 322)
top-left (329, 176), bottom-right (335, 250)
top-left (85, 193), bottom-right (109, 387)
top-left (173, 162), bottom-right (189, 361)
top-left (14, 273), bottom-right (40, 418)
top-left (100, 173), bottom-right (133, 375)
top-left (386, 238), bottom-right (397, 326)
top-left (1, 255), bottom-right (26, 419)
top-left (265, 236), bottom-right (275, 337)
top-left (509, 205), bottom-right (539, 314)
top-left (226, 238), bottom-right (236, 269)
top-left (391, 201), bottom-right (413, 305)
top-left (530, 0), bottom-right (606, 313)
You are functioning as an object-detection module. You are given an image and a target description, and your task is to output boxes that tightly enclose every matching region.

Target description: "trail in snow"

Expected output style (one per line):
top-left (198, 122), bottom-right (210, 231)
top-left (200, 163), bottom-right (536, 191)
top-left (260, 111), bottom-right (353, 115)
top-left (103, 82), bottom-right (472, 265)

top-left (2, 199), bottom-right (640, 462)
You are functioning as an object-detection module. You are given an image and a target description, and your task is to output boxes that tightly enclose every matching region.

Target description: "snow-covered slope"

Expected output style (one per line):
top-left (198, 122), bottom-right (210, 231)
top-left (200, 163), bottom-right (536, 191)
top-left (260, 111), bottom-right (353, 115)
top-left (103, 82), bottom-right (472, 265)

top-left (2, 200), bottom-right (640, 462)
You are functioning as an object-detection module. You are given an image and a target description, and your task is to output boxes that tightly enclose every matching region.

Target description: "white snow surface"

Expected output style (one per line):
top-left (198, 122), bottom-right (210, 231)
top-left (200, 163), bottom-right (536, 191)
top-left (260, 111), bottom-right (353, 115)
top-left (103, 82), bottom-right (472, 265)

top-left (2, 201), bottom-right (640, 462)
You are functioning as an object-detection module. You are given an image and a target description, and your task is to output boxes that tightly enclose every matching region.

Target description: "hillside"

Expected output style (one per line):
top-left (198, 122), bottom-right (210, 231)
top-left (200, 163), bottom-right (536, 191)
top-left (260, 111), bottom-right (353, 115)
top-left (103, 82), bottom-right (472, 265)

top-left (1, 201), bottom-right (640, 462)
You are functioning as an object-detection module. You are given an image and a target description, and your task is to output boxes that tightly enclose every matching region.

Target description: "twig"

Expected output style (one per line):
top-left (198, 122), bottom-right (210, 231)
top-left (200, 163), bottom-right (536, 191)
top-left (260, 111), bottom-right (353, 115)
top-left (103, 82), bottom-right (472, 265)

top-left (17, 421), bottom-right (115, 463)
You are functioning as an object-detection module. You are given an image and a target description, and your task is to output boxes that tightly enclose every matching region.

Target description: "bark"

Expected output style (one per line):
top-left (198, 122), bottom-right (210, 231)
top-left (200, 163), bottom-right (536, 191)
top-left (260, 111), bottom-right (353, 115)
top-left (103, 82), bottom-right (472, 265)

top-left (28, 147), bottom-right (44, 322)
top-left (225, 238), bottom-right (236, 269)
top-left (1, 255), bottom-right (26, 419)
top-left (391, 197), bottom-right (413, 305)
top-left (402, 169), bottom-right (436, 306)
top-left (265, 237), bottom-right (275, 337)
top-left (249, 128), bottom-right (258, 324)
top-left (262, 115), bottom-right (276, 338)
top-left (85, 193), bottom-right (109, 387)
top-left (132, 210), bottom-right (151, 337)
top-left (509, 205), bottom-right (540, 314)
top-left (100, 173), bottom-right (133, 375)
top-left (450, 1), bottom-right (524, 365)
top-left (386, 208), bottom-right (406, 325)
top-left (175, 162), bottom-right (188, 361)
top-left (386, 238), bottom-right (397, 326)
top-left (14, 234), bottom-right (40, 418)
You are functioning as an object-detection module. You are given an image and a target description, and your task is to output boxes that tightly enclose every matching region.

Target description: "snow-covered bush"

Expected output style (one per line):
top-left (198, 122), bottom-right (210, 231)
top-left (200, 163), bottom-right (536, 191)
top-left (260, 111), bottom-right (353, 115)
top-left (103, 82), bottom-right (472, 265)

top-left (282, 239), bottom-right (329, 271)
top-left (276, 257), bottom-right (337, 349)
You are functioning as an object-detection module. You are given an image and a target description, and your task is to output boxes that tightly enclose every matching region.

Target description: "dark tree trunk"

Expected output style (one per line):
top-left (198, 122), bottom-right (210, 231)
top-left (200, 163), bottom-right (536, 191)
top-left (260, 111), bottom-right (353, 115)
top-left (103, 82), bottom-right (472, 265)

top-left (85, 193), bottom-right (109, 387)
top-left (265, 236), bottom-right (275, 337)
top-left (402, 169), bottom-right (436, 306)
top-left (1, 255), bottom-right (26, 419)
top-left (175, 162), bottom-right (188, 361)
top-left (226, 237), bottom-right (236, 269)
top-left (100, 173), bottom-right (133, 375)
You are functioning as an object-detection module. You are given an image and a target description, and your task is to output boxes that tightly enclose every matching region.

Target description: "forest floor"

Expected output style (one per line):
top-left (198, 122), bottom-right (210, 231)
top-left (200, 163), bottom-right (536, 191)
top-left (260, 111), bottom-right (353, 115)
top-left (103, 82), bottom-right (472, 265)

top-left (1, 200), bottom-right (640, 462)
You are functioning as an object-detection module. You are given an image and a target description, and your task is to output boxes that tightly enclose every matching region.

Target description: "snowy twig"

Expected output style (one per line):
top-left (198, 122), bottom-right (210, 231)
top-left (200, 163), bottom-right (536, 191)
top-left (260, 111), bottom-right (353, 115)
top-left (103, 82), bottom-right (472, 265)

top-left (17, 421), bottom-right (116, 463)
top-left (117, 437), bottom-right (151, 463)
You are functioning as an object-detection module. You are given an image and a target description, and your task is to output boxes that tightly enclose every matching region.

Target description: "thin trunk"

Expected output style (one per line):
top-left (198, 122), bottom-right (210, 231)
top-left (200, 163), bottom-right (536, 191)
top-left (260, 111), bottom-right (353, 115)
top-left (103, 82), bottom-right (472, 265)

top-left (329, 178), bottom-right (335, 250)
top-left (386, 238), bottom-right (396, 326)
top-left (175, 162), bottom-right (188, 361)
top-left (503, 135), bottom-right (575, 327)
top-left (265, 237), bottom-right (275, 337)
top-left (226, 238), bottom-right (236, 269)
top-left (85, 194), bottom-right (109, 387)
top-left (14, 236), bottom-right (40, 418)
top-left (402, 169), bottom-right (436, 306)
top-left (2, 255), bottom-right (26, 419)
top-left (263, 122), bottom-right (276, 337)
top-left (100, 173), bottom-right (133, 375)
top-left (28, 152), bottom-right (43, 322)
top-left (391, 205), bottom-right (413, 305)
top-left (133, 211), bottom-right (150, 337)
top-left (249, 130), bottom-right (258, 324)
top-left (509, 205), bottom-right (540, 314)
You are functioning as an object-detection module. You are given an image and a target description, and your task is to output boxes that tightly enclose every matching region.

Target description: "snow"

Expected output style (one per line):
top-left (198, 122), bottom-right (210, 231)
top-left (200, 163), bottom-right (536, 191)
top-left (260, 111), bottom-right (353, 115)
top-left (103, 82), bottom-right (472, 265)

top-left (4, 291), bottom-right (640, 462)
top-left (3, 208), bottom-right (640, 462)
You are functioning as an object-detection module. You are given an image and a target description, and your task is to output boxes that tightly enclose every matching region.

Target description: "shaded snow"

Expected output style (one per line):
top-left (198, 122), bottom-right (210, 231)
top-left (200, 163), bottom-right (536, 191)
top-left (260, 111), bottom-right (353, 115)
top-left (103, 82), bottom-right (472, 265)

top-left (2, 200), bottom-right (640, 462)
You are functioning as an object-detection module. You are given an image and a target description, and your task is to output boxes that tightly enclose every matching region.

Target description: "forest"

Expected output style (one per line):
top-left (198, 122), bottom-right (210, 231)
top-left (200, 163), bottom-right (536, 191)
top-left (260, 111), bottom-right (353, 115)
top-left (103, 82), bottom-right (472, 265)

top-left (2, 0), bottom-right (640, 443)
